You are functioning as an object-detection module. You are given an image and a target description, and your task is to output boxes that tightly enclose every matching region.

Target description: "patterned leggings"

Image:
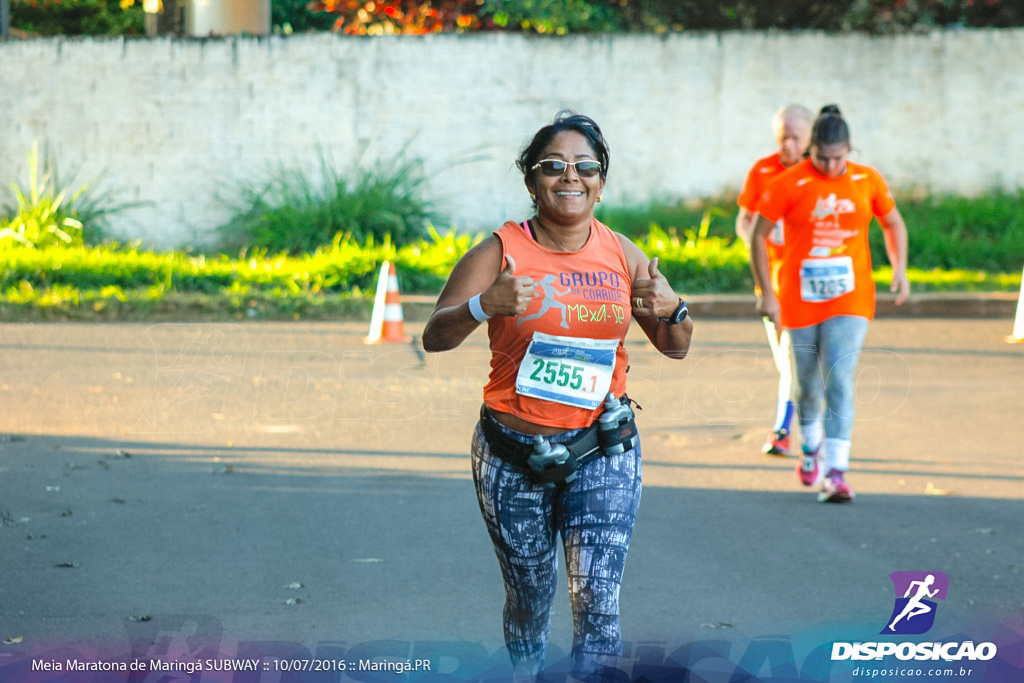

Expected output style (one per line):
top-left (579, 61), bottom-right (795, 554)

top-left (471, 418), bottom-right (643, 681)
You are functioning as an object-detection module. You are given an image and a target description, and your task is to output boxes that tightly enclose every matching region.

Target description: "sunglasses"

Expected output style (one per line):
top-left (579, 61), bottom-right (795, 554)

top-left (531, 158), bottom-right (602, 178)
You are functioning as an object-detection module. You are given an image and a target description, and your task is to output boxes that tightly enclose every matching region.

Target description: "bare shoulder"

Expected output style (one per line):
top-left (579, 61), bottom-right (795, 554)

top-left (435, 233), bottom-right (504, 307)
top-left (613, 231), bottom-right (648, 280)
top-left (461, 233), bottom-right (504, 271)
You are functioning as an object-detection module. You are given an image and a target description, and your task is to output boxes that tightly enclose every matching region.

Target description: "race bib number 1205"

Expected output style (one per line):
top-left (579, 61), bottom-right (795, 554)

top-left (800, 256), bottom-right (855, 303)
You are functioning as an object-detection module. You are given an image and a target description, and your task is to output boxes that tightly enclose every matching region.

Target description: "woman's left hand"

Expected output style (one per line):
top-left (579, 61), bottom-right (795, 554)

top-left (891, 270), bottom-right (911, 305)
top-left (630, 257), bottom-right (678, 318)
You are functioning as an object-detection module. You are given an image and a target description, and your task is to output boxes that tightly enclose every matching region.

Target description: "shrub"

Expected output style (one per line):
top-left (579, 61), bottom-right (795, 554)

top-left (0, 142), bottom-right (138, 249)
top-left (634, 220), bottom-right (753, 293)
top-left (282, 0), bottom-right (1024, 36)
top-left (216, 148), bottom-right (440, 256)
top-left (479, 0), bottom-right (622, 34)
top-left (10, 0), bottom-right (145, 35)
top-left (14, 0), bottom-right (1024, 36)
top-left (302, 0), bottom-right (480, 34)
top-left (272, 0), bottom-right (336, 32)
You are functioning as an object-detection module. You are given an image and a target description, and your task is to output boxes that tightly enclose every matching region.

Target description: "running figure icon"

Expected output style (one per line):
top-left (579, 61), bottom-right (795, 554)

top-left (518, 274), bottom-right (571, 329)
top-left (888, 574), bottom-right (939, 632)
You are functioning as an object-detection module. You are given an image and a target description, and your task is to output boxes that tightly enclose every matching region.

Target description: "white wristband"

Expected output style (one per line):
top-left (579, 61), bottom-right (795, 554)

top-left (468, 294), bottom-right (491, 323)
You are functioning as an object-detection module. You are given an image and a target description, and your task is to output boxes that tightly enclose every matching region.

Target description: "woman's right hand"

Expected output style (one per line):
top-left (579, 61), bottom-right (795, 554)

top-left (424, 238), bottom-right (534, 352)
top-left (481, 255), bottom-right (534, 317)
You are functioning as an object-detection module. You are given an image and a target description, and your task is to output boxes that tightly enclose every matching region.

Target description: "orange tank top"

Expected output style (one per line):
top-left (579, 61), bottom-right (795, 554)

top-left (483, 218), bottom-right (632, 430)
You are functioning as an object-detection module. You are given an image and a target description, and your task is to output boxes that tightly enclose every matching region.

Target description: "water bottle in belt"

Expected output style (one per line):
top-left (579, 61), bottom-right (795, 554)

top-left (598, 392), bottom-right (638, 455)
top-left (528, 435), bottom-right (575, 485)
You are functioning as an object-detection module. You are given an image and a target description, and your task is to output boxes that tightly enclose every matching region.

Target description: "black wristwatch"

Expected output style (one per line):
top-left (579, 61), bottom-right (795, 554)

top-left (659, 298), bottom-right (688, 325)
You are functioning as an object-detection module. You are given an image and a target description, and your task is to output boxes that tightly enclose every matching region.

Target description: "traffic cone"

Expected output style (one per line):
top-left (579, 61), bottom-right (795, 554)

top-left (1007, 266), bottom-right (1024, 344)
top-left (365, 261), bottom-right (411, 344)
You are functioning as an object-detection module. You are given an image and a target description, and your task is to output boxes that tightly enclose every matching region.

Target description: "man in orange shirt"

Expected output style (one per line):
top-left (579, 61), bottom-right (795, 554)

top-left (736, 104), bottom-right (812, 457)
top-left (749, 105), bottom-right (910, 503)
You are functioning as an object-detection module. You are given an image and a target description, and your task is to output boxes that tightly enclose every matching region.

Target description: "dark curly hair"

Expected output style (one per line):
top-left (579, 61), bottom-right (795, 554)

top-left (516, 110), bottom-right (610, 183)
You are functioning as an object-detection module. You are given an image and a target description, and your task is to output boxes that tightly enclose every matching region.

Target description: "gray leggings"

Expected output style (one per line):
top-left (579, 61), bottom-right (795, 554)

top-left (471, 418), bottom-right (642, 680)
top-left (788, 315), bottom-right (870, 442)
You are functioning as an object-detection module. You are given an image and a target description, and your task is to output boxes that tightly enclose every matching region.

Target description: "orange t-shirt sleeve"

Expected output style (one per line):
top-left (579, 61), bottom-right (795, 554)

top-left (737, 154), bottom-right (784, 212)
top-left (754, 176), bottom-right (788, 224)
top-left (737, 164), bottom-right (763, 211)
top-left (870, 169), bottom-right (897, 217)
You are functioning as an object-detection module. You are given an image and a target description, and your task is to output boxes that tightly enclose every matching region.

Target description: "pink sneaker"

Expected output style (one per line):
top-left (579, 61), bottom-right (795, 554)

top-left (797, 446), bottom-right (822, 487)
top-left (819, 469), bottom-right (855, 503)
top-left (762, 428), bottom-right (790, 457)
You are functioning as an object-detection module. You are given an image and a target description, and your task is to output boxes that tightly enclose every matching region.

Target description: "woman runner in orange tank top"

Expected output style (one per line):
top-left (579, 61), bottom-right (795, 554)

top-left (423, 112), bottom-right (692, 681)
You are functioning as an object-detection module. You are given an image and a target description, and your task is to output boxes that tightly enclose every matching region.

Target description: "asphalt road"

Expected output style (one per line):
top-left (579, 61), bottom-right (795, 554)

top-left (0, 318), bottom-right (1022, 681)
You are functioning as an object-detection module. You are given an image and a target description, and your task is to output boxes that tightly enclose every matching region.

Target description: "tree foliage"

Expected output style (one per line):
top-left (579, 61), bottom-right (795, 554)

top-left (9, 0), bottom-right (1021, 36)
top-left (301, 0), bottom-right (480, 34)
top-left (10, 0), bottom-right (144, 36)
top-left (280, 0), bottom-right (1024, 35)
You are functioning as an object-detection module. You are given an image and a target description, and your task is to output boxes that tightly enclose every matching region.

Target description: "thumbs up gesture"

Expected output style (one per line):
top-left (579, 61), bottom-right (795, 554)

top-left (648, 257), bottom-right (662, 280)
top-left (630, 257), bottom-right (676, 319)
top-left (481, 255), bottom-right (535, 317)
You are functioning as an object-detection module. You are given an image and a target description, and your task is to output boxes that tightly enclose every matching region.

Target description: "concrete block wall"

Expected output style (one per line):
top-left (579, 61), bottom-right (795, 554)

top-left (1, 30), bottom-right (1021, 249)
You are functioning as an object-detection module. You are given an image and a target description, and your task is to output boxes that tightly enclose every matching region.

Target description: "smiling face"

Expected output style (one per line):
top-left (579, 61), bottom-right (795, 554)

top-left (526, 130), bottom-right (605, 227)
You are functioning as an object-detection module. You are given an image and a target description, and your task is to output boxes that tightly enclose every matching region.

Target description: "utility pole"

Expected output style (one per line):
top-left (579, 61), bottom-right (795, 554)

top-left (1, 0), bottom-right (10, 38)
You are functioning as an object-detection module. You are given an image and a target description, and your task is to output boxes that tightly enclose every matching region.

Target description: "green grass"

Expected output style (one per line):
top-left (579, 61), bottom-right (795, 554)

top-left (874, 266), bottom-right (1022, 293)
top-left (871, 191), bottom-right (1024, 273)
top-left (0, 228), bottom-right (480, 321)
top-left (1, 222), bottom-right (1016, 322)
top-left (600, 191), bottom-right (1024, 276)
top-left (1, 177), bottom-right (1020, 321)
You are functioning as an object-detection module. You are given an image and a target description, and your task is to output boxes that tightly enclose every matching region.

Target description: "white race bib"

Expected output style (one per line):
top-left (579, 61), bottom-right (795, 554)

top-left (800, 256), bottom-right (855, 303)
top-left (515, 332), bottom-right (619, 410)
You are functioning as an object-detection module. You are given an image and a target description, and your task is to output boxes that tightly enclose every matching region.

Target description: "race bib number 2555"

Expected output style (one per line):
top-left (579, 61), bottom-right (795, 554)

top-left (515, 332), bottom-right (618, 410)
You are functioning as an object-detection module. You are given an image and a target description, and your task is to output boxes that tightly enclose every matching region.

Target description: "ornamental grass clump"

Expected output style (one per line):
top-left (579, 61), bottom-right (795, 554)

top-left (0, 142), bottom-right (138, 249)
top-left (217, 148), bottom-right (440, 256)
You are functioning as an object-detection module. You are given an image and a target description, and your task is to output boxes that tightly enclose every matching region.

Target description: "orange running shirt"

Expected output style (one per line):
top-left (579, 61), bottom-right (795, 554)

top-left (483, 218), bottom-right (632, 429)
top-left (756, 159), bottom-right (896, 329)
top-left (738, 152), bottom-right (790, 282)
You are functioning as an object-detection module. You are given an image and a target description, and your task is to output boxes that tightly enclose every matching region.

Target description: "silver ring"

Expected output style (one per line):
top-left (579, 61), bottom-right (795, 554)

top-left (635, 297), bottom-right (643, 309)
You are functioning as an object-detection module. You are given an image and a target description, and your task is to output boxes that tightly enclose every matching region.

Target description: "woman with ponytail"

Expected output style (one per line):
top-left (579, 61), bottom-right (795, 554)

top-left (748, 104), bottom-right (910, 503)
